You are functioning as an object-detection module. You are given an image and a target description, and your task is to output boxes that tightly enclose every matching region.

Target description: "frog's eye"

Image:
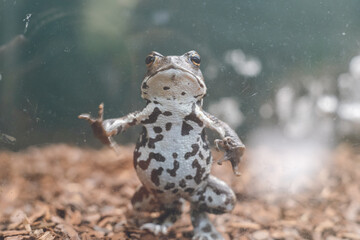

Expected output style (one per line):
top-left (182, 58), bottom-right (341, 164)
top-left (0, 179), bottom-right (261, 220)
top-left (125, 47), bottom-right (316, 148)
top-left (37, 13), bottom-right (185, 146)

top-left (190, 54), bottom-right (201, 66)
top-left (145, 55), bottom-right (156, 66)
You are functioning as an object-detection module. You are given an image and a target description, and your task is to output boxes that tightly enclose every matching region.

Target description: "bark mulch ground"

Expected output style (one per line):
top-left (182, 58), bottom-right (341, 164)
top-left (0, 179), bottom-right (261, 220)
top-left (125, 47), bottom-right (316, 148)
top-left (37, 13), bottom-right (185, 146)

top-left (0, 144), bottom-right (359, 240)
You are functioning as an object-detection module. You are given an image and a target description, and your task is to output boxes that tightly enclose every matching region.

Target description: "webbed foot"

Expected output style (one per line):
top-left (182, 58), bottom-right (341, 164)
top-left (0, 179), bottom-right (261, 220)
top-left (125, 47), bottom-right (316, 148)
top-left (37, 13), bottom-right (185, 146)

top-left (78, 103), bottom-right (117, 146)
top-left (214, 136), bottom-right (245, 176)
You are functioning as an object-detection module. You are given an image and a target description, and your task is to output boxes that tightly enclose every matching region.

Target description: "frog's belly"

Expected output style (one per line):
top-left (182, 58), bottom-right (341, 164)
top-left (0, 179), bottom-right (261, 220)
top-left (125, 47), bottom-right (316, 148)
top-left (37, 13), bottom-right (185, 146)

top-left (134, 125), bottom-right (212, 196)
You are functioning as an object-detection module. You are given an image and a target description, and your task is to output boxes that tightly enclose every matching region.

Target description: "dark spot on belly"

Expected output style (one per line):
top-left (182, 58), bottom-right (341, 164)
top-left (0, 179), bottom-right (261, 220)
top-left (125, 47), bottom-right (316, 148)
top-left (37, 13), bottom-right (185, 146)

top-left (166, 122), bottom-right (172, 131)
top-left (184, 144), bottom-right (199, 159)
top-left (181, 92), bottom-right (186, 95)
top-left (179, 179), bottom-right (186, 188)
top-left (163, 86), bottom-right (170, 90)
top-left (141, 107), bottom-right (162, 124)
top-left (192, 159), bottom-right (206, 184)
top-left (148, 134), bottom-right (164, 148)
top-left (138, 152), bottom-right (165, 170)
top-left (196, 188), bottom-right (206, 196)
top-left (151, 167), bottom-right (163, 186)
top-left (185, 188), bottom-right (195, 194)
top-left (184, 112), bottom-right (203, 127)
top-left (185, 175), bottom-right (193, 180)
top-left (201, 129), bottom-right (207, 141)
top-left (208, 196), bottom-right (213, 202)
top-left (172, 188), bottom-right (179, 194)
top-left (153, 126), bottom-right (162, 133)
top-left (171, 75), bottom-right (175, 81)
top-left (202, 173), bottom-right (209, 181)
top-left (164, 182), bottom-right (175, 190)
top-left (166, 160), bottom-right (179, 177)
top-left (153, 101), bottom-right (160, 104)
top-left (181, 121), bottom-right (193, 136)
top-left (172, 152), bottom-right (178, 158)
top-left (135, 127), bottom-right (148, 150)
top-left (199, 151), bottom-right (204, 160)
top-left (202, 224), bottom-right (212, 233)
top-left (206, 155), bottom-right (211, 165)
top-left (163, 111), bottom-right (172, 116)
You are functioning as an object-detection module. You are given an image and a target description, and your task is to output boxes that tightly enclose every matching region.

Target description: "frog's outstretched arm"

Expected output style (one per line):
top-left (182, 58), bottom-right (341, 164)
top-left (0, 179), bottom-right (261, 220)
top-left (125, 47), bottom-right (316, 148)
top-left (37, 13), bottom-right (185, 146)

top-left (79, 103), bottom-right (152, 148)
top-left (195, 105), bottom-right (245, 176)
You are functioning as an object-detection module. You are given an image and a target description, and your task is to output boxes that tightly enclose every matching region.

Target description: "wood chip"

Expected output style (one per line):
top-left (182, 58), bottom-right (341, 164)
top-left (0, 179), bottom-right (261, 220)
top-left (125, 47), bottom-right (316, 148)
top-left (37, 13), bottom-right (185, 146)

top-left (252, 230), bottom-right (270, 240)
top-left (229, 221), bottom-right (261, 230)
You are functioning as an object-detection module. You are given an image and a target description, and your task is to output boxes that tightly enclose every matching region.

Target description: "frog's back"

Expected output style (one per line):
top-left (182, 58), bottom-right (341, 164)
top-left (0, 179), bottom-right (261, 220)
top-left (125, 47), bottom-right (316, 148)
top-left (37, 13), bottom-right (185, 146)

top-left (133, 102), bottom-right (212, 197)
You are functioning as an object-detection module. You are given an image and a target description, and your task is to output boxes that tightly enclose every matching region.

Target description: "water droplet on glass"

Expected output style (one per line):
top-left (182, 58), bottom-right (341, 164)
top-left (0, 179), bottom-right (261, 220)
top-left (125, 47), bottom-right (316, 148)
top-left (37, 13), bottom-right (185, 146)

top-left (224, 49), bottom-right (262, 77)
top-left (342, 32), bottom-right (346, 36)
top-left (0, 73), bottom-right (2, 81)
top-left (64, 47), bottom-right (71, 53)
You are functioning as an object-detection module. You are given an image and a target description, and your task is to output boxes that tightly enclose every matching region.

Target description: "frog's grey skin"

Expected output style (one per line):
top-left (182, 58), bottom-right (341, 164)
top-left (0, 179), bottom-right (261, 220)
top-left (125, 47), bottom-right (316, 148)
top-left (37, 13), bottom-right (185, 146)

top-left (79, 51), bottom-right (245, 240)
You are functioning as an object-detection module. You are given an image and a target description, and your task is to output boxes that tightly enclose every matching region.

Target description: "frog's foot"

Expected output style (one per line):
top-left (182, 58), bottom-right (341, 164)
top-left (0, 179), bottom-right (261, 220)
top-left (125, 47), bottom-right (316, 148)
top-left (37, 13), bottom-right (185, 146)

top-left (214, 137), bottom-right (245, 176)
top-left (140, 209), bottom-right (182, 235)
top-left (193, 229), bottom-right (223, 240)
top-left (191, 212), bottom-right (224, 240)
top-left (140, 223), bottom-right (168, 235)
top-left (78, 103), bottom-right (118, 145)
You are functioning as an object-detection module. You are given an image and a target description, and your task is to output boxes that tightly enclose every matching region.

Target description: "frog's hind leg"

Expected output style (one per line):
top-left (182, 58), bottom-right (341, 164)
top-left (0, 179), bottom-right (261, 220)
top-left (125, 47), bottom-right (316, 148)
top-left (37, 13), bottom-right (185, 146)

top-left (190, 175), bottom-right (236, 240)
top-left (131, 186), bottom-right (183, 235)
top-left (131, 186), bottom-right (161, 212)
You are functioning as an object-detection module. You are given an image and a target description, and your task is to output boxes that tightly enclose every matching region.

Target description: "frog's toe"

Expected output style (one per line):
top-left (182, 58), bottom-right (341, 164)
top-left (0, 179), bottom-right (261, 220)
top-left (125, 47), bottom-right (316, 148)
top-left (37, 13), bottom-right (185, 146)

top-left (140, 223), bottom-right (168, 235)
top-left (192, 230), bottom-right (224, 240)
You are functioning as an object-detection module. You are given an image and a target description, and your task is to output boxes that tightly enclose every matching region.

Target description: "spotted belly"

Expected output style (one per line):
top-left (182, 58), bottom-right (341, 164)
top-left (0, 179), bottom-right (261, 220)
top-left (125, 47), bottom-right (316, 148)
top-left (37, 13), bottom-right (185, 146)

top-left (133, 124), bottom-right (212, 196)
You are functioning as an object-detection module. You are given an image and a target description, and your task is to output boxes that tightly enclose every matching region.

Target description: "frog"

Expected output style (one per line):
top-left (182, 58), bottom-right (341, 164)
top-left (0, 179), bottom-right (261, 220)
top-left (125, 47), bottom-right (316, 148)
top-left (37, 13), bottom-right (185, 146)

top-left (79, 50), bottom-right (245, 240)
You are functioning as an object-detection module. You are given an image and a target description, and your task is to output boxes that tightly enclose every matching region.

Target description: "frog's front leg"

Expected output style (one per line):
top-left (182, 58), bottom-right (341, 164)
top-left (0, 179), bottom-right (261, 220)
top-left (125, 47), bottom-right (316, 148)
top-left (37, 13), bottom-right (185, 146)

top-left (195, 106), bottom-right (245, 176)
top-left (190, 176), bottom-right (236, 240)
top-left (131, 186), bottom-right (184, 235)
top-left (78, 103), bottom-right (152, 146)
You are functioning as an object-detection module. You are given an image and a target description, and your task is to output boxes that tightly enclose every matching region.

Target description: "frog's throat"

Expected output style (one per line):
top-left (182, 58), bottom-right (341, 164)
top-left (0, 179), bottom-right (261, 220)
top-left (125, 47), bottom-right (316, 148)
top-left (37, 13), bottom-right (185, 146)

top-left (144, 66), bottom-right (204, 89)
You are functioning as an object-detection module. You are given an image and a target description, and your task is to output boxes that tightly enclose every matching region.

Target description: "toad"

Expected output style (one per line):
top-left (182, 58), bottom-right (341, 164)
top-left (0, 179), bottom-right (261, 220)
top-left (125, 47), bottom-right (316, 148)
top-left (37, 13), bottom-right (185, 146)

top-left (79, 51), bottom-right (245, 240)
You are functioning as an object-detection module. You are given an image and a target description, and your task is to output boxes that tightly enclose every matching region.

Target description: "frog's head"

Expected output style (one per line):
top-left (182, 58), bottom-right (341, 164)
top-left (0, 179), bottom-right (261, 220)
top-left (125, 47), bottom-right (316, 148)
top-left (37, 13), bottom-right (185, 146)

top-left (141, 51), bottom-right (206, 104)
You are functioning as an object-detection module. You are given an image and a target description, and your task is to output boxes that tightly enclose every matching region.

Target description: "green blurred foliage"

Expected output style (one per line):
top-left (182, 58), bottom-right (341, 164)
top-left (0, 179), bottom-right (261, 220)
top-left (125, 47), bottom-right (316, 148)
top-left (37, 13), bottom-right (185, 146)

top-left (0, 0), bottom-right (359, 149)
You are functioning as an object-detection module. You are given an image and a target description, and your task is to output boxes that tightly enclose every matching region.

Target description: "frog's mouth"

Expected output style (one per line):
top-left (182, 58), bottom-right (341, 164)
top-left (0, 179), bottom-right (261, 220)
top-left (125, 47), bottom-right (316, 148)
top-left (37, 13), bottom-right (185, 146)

top-left (144, 65), bottom-right (205, 89)
top-left (141, 66), bottom-right (206, 101)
